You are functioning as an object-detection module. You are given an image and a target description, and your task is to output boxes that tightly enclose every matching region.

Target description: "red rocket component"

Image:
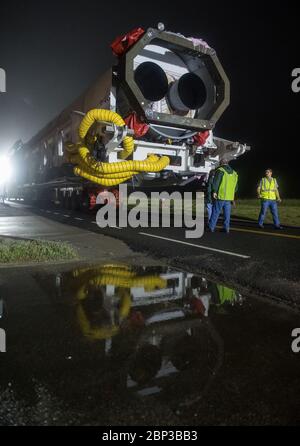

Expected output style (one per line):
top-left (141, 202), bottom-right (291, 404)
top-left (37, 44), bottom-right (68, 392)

top-left (190, 296), bottom-right (206, 317)
top-left (124, 112), bottom-right (149, 137)
top-left (111, 27), bottom-right (145, 57)
top-left (96, 188), bottom-right (120, 208)
top-left (88, 192), bottom-right (97, 210)
top-left (128, 310), bottom-right (145, 328)
top-left (193, 130), bottom-right (210, 146)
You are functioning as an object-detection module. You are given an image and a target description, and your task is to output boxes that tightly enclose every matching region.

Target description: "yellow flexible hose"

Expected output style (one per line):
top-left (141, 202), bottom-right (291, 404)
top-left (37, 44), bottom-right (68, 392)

top-left (75, 268), bottom-right (167, 302)
top-left (72, 264), bottom-right (134, 278)
top-left (90, 275), bottom-right (167, 290)
top-left (73, 264), bottom-right (168, 340)
top-left (66, 109), bottom-right (170, 186)
top-left (73, 167), bottom-right (133, 187)
top-left (77, 306), bottom-right (120, 340)
top-left (79, 109), bottom-right (125, 139)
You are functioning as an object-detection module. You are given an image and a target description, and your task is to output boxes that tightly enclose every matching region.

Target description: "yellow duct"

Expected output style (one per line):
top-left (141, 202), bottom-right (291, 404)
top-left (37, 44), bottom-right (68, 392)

top-left (77, 305), bottom-right (120, 341)
top-left (72, 264), bottom-right (168, 340)
top-left (90, 274), bottom-right (167, 290)
top-left (74, 266), bottom-right (167, 302)
top-left (78, 109), bottom-right (134, 160)
top-left (66, 109), bottom-right (170, 186)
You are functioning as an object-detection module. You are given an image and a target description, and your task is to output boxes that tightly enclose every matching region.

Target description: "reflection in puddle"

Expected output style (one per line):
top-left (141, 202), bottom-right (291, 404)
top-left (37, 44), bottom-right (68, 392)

top-left (51, 264), bottom-right (242, 399)
top-left (2, 263), bottom-right (299, 425)
top-left (59, 264), bottom-right (242, 338)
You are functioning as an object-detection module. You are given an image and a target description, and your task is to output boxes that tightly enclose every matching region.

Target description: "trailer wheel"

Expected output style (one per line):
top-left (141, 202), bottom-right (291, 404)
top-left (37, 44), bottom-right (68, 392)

top-left (58, 192), bottom-right (65, 209)
top-left (65, 194), bottom-right (72, 210)
top-left (71, 192), bottom-right (80, 211)
top-left (80, 193), bottom-right (90, 213)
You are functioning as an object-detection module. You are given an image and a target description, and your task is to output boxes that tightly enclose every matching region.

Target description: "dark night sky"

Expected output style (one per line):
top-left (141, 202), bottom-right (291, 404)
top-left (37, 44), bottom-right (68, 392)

top-left (0, 0), bottom-right (299, 196)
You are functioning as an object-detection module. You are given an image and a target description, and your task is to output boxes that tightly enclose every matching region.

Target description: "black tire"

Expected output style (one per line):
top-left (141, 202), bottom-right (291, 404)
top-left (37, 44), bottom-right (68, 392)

top-left (65, 194), bottom-right (72, 210)
top-left (71, 192), bottom-right (80, 211)
top-left (79, 193), bottom-right (90, 213)
top-left (58, 192), bottom-right (65, 209)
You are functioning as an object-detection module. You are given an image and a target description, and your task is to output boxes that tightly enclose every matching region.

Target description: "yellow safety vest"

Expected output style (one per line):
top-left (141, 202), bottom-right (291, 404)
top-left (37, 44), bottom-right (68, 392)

top-left (217, 167), bottom-right (238, 201)
top-left (216, 285), bottom-right (237, 305)
top-left (259, 177), bottom-right (277, 200)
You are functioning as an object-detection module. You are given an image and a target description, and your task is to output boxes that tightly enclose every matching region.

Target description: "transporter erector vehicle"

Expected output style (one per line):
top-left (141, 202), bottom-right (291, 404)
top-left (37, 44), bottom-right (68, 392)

top-left (9, 24), bottom-right (249, 210)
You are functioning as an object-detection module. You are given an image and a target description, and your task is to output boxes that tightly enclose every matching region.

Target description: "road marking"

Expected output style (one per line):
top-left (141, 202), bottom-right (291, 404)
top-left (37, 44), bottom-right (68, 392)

top-left (74, 217), bottom-right (84, 221)
top-left (53, 212), bottom-right (59, 215)
top-left (46, 210), bottom-right (51, 213)
top-left (216, 225), bottom-right (300, 240)
top-left (63, 214), bottom-right (70, 218)
top-left (139, 232), bottom-right (250, 259)
top-left (91, 221), bottom-right (122, 229)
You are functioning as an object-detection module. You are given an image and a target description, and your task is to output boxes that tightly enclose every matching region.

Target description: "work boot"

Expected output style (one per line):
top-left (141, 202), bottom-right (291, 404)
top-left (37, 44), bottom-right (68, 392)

top-left (274, 225), bottom-right (283, 230)
top-left (220, 228), bottom-right (230, 234)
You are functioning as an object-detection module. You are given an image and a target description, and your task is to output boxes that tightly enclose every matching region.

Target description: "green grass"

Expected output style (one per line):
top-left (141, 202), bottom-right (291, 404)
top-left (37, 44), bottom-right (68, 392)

top-left (231, 199), bottom-right (300, 227)
top-left (128, 197), bottom-right (300, 227)
top-left (0, 238), bottom-right (78, 264)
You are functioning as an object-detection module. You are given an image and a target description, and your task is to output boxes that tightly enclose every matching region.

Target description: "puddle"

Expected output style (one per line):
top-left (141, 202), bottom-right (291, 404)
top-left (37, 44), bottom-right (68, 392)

top-left (0, 263), bottom-right (300, 425)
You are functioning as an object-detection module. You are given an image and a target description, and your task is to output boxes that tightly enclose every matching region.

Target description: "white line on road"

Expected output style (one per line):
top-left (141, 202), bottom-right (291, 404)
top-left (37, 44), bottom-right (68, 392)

top-left (139, 232), bottom-right (250, 259)
top-left (63, 214), bottom-right (70, 218)
top-left (74, 217), bottom-right (84, 221)
top-left (91, 221), bottom-right (122, 229)
top-left (46, 210), bottom-right (51, 213)
top-left (53, 212), bottom-right (59, 215)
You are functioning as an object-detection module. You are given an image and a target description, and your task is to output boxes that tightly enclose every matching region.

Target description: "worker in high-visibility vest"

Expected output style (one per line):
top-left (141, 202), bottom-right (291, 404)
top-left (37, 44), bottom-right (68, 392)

top-left (257, 168), bottom-right (282, 229)
top-left (208, 158), bottom-right (238, 233)
top-left (205, 169), bottom-right (215, 222)
top-left (216, 284), bottom-right (238, 305)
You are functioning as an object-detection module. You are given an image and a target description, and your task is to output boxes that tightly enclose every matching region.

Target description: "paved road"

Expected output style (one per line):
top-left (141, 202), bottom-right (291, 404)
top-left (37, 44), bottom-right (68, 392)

top-left (1, 201), bottom-right (300, 302)
top-left (1, 201), bottom-right (300, 426)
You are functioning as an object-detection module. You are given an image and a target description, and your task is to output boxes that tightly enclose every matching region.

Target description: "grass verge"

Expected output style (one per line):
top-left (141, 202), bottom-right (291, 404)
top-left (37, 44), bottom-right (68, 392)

top-left (231, 199), bottom-right (300, 227)
top-left (0, 237), bottom-right (78, 264)
top-left (127, 198), bottom-right (300, 227)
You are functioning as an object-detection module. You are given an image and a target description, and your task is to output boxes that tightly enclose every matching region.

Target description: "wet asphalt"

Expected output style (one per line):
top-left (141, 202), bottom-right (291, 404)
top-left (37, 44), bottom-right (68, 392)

top-left (0, 262), bottom-right (300, 425)
top-left (3, 200), bottom-right (298, 303)
top-left (0, 202), bottom-right (300, 425)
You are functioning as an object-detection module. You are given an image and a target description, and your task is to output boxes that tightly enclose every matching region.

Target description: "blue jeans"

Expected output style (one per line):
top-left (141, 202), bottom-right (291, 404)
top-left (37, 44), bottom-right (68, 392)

top-left (206, 203), bottom-right (213, 222)
top-left (209, 200), bottom-right (232, 232)
top-left (258, 200), bottom-right (280, 227)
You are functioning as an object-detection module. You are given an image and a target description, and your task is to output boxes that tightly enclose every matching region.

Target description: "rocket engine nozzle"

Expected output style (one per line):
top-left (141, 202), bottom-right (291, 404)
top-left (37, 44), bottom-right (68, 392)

top-left (167, 73), bottom-right (207, 114)
top-left (117, 27), bottom-right (230, 133)
top-left (134, 61), bottom-right (169, 102)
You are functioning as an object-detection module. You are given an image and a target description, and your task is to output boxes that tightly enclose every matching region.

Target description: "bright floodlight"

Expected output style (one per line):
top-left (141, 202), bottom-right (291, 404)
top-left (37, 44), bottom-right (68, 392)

top-left (0, 155), bottom-right (12, 183)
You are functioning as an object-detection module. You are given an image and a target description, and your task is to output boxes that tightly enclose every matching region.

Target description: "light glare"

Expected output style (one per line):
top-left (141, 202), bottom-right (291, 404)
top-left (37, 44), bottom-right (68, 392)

top-left (0, 155), bottom-right (12, 183)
